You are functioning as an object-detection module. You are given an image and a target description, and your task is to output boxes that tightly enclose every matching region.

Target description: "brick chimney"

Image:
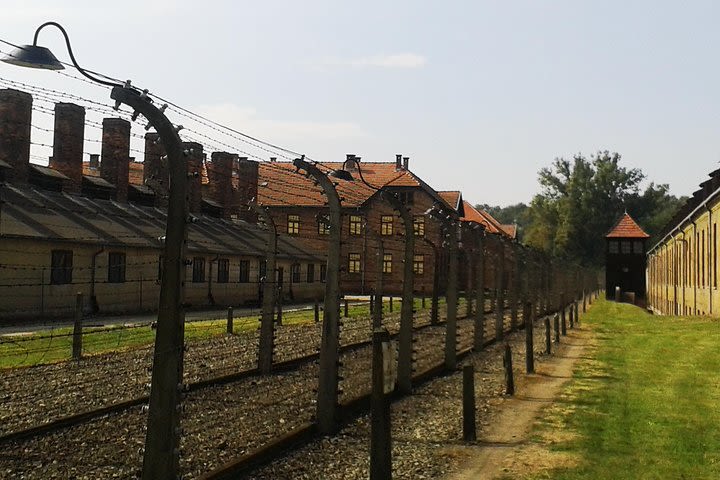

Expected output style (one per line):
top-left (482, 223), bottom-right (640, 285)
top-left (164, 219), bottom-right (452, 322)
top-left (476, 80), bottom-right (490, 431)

top-left (403, 156), bottom-right (409, 170)
top-left (0, 89), bottom-right (32, 183)
top-left (183, 141), bottom-right (203, 214)
top-left (206, 151), bottom-right (235, 219)
top-left (100, 118), bottom-right (130, 202)
top-left (235, 156), bottom-right (259, 223)
top-left (50, 102), bottom-right (85, 193)
top-left (88, 153), bottom-right (100, 170)
top-left (143, 132), bottom-right (168, 199)
top-left (344, 153), bottom-right (359, 172)
top-left (395, 153), bottom-right (402, 171)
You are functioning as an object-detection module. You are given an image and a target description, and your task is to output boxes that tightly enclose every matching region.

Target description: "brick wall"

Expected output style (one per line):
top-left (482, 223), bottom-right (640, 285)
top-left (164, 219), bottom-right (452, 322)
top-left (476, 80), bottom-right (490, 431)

top-left (0, 88), bottom-right (32, 183)
top-left (50, 102), bottom-right (85, 193)
top-left (100, 118), bottom-right (131, 202)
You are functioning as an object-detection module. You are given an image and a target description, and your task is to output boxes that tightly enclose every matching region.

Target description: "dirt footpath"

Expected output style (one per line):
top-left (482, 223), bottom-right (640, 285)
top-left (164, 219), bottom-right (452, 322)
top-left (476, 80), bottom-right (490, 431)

top-left (445, 325), bottom-right (592, 480)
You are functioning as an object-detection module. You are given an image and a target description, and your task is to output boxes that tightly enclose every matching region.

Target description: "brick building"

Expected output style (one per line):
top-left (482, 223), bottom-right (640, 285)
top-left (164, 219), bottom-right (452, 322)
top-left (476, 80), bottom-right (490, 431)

top-left (647, 167), bottom-right (720, 316)
top-left (256, 155), bottom-right (452, 295)
top-left (0, 88), bottom-right (324, 319)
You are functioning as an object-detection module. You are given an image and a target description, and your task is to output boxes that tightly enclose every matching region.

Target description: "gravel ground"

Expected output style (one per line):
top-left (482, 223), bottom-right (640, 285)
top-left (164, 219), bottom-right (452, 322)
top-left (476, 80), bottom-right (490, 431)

top-left (0, 295), bottom-right (565, 479)
top-left (246, 308), bottom-right (558, 480)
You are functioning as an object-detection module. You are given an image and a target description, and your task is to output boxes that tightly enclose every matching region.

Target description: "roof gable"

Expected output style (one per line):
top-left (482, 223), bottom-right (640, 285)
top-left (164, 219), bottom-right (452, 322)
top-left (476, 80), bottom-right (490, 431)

top-left (606, 213), bottom-right (649, 239)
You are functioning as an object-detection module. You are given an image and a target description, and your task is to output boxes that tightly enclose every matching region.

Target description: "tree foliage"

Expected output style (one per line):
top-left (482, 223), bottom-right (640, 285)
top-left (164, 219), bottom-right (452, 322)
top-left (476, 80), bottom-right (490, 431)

top-left (520, 151), bottom-right (685, 266)
top-left (476, 202), bottom-right (530, 240)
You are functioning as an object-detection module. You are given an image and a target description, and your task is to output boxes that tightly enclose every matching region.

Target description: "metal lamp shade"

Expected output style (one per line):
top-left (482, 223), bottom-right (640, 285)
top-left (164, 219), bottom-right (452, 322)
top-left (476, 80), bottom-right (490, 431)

top-left (329, 169), bottom-right (355, 182)
top-left (1, 45), bottom-right (64, 70)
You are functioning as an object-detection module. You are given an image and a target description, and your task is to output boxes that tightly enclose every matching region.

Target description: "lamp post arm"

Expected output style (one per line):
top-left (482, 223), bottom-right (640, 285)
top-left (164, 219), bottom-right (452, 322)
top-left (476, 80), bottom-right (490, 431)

top-left (33, 22), bottom-right (123, 88)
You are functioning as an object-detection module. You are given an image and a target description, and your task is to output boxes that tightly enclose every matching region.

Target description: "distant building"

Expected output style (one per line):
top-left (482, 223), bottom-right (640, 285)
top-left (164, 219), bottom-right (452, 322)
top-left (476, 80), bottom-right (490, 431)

top-left (647, 167), bottom-right (720, 316)
top-left (605, 213), bottom-right (649, 304)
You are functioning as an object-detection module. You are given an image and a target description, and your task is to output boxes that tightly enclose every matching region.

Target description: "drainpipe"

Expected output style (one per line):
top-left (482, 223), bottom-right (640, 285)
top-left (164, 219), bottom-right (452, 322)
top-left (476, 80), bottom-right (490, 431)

top-left (208, 254), bottom-right (219, 305)
top-left (90, 246), bottom-right (105, 313)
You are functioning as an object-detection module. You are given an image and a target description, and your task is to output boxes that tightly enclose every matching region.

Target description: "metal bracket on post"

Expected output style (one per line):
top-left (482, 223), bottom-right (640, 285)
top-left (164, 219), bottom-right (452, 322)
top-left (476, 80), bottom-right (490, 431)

top-left (445, 219), bottom-right (460, 369)
top-left (252, 203), bottom-right (277, 375)
top-left (371, 328), bottom-right (394, 480)
top-left (421, 236), bottom-right (440, 325)
top-left (494, 237), bottom-right (505, 341)
top-left (294, 157), bottom-right (342, 434)
top-left (111, 86), bottom-right (188, 480)
top-left (473, 227), bottom-right (485, 350)
top-left (383, 191), bottom-right (414, 394)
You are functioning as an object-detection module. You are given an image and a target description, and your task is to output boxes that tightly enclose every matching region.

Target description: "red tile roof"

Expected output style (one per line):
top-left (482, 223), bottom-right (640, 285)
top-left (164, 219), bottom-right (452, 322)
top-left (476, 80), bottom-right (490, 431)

top-left (606, 213), bottom-right (649, 238)
top-left (438, 191), bottom-right (461, 211)
top-left (321, 161), bottom-right (422, 188)
top-left (82, 161), bottom-right (144, 185)
top-left (257, 161), bottom-right (376, 208)
top-left (500, 224), bottom-right (517, 239)
top-left (460, 200), bottom-right (510, 237)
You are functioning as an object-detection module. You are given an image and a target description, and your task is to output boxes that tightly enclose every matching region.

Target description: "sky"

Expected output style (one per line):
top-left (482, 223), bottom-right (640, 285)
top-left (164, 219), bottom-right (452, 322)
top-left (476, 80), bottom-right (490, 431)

top-left (2, 0), bottom-right (720, 206)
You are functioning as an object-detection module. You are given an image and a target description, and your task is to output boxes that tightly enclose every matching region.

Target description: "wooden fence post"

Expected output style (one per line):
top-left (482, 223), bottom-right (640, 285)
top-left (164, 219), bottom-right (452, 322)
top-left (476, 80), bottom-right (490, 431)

top-left (524, 302), bottom-right (534, 373)
top-left (226, 306), bottom-right (233, 334)
top-left (463, 364), bottom-right (476, 442)
top-left (72, 292), bottom-right (83, 361)
top-left (544, 316), bottom-right (551, 354)
top-left (503, 344), bottom-right (514, 395)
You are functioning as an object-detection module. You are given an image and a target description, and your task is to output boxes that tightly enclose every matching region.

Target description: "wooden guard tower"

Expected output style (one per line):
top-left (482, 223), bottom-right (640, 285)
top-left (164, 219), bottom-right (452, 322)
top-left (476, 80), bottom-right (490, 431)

top-left (605, 213), bottom-right (650, 305)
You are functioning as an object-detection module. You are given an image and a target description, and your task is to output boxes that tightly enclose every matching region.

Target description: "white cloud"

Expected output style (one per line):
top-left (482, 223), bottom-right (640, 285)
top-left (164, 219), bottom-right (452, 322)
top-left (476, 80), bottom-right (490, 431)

top-left (315, 53), bottom-right (428, 70)
top-left (348, 53), bottom-right (428, 69)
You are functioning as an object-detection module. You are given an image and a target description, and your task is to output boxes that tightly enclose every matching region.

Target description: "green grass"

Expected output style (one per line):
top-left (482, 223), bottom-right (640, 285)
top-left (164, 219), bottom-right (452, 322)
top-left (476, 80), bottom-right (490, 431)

top-left (530, 298), bottom-right (720, 480)
top-left (0, 297), bottom-right (440, 369)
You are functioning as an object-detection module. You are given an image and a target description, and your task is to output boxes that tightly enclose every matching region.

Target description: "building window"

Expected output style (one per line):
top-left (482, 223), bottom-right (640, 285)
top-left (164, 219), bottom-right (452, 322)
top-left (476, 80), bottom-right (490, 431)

top-left (217, 259), bottom-right (229, 283)
top-left (382, 254), bottom-right (393, 274)
top-left (349, 253), bottom-right (361, 273)
top-left (413, 216), bottom-right (425, 237)
top-left (307, 263), bottom-right (315, 283)
top-left (287, 214), bottom-right (300, 235)
top-left (381, 215), bottom-right (393, 236)
top-left (633, 241), bottom-right (643, 254)
top-left (51, 250), bottom-right (73, 285)
top-left (192, 257), bottom-right (205, 283)
top-left (349, 215), bottom-right (363, 235)
top-left (621, 241), bottom-right (631, 254)
top-left (608, 241), bottom-right (619, 254)
top-left (413, 254), bottom-right (424, 275)
top-left (239, 260), bottom-right (250, 283)
top-left (399, 191), bottom-right (414, 205)
top-left (320, 264), bottom-right (327, 282)
top-left (318, 215), bottom-right (330, 235)
top-left (291, 263), bottom-right (301, 283)
top-left (108, 252), bottom-right (126, 283)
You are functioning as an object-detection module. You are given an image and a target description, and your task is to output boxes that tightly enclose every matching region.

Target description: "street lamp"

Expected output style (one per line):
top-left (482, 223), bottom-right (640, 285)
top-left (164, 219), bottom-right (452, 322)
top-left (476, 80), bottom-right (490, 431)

top-left (3, 22), bottom-right (188, 480)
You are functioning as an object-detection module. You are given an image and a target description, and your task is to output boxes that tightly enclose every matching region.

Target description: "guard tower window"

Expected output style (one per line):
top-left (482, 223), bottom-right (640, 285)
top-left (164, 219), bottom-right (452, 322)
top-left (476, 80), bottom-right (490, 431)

top-left (609, 241), bottom-right (619, 254)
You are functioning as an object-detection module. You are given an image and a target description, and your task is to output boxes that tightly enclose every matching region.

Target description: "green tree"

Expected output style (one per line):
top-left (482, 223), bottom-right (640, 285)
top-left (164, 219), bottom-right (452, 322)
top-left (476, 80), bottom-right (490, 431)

top-left (476, 202), bottom-right (530, 240)
top-left (524, 151), bottom-right (683, 265)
